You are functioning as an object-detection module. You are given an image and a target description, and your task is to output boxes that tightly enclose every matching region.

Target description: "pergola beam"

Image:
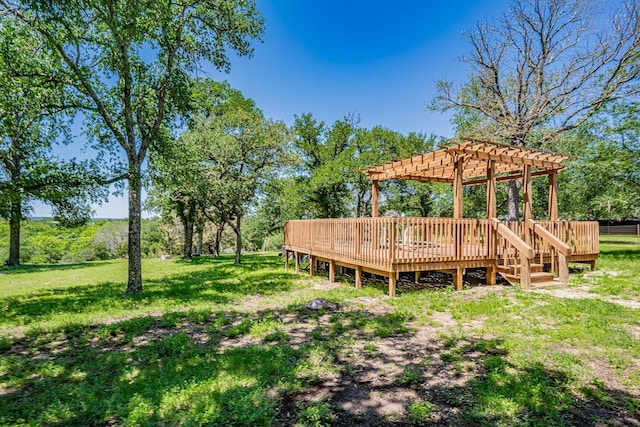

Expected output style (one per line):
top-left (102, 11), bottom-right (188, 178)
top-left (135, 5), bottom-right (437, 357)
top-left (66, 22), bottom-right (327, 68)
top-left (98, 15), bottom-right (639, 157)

top-left (463, 168), bottom-right (559, 186)
top-left (363, 141), bottom-right (569, 221)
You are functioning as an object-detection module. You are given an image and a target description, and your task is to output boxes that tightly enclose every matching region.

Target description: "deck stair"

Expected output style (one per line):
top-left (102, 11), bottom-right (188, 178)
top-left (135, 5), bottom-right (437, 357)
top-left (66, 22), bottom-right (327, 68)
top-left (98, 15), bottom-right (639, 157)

top-left (497, 262), bottom-right (560, 287)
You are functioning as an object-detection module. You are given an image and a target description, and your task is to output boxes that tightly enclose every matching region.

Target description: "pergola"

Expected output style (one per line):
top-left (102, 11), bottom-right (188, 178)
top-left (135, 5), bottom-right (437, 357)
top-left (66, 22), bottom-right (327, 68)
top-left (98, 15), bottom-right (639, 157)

top-left (284, 138), bottom-right (598, 295)
top-left (363, 138), bottom-right (570, 221)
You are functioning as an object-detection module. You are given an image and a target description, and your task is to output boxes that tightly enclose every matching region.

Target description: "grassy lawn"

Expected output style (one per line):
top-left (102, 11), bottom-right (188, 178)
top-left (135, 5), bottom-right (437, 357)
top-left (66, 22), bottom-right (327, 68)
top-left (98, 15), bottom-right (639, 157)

top-left (1, 237), bottom-right (639, 426)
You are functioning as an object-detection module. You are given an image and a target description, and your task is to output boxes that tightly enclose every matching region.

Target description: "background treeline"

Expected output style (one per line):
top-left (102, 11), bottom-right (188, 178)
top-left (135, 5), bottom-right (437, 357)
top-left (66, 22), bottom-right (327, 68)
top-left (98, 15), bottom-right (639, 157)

top-left (0, 217), bottom-right (283, 265)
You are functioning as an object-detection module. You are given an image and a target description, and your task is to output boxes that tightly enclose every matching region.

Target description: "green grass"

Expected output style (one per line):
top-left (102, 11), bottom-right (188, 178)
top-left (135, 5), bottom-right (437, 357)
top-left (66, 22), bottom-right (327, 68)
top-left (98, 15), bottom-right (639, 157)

top-left (1, 239), bottom-right (639, 426)
top-left (576, 234), bottom-right (640, 297)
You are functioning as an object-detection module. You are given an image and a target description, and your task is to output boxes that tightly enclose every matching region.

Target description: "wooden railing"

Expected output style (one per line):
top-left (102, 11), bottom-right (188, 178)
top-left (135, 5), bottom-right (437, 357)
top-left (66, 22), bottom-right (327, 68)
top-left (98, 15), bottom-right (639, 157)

top-left (493, 219), bottom-right (534, 287)
top-left (527, 219), bottom-right (571, 281)
top-left (284, 218), bottom-right (599, 276)
top-left (285, 217), bottom-right (494, 270)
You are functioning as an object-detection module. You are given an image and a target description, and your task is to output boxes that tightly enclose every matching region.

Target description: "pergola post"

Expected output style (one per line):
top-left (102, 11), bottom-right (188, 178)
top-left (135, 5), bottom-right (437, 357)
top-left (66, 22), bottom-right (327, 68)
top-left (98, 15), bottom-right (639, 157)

top-left (453, 157), bottom-right (464, 219)
top-left (548, 170), bottom-right (558, 220)
top-left (486, 160), bottom-right (496, 219)
top-left (371, 180), bottom-right (379, 217)
top-left (522, 165), bottom-right (533, 222)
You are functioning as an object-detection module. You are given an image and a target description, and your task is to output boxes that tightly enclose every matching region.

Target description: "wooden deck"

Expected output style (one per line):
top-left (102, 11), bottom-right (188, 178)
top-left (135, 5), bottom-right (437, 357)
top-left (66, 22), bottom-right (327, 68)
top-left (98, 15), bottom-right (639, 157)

top-left (284, 217), bottom-right (599, 295)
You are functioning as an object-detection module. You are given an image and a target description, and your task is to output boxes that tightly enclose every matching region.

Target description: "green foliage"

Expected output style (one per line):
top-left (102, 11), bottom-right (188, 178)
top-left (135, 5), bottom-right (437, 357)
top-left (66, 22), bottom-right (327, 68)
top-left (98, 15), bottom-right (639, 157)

top-left (288, 113), bottom-right (435, 219)
top-left (295, 400), bottom-right (337, 427)
top-left (149, 79), bottom-right (288, 262)
top-left (0, 15), bottom-right (108, 265)
top-left (1, 0), bottom-right (265, 292)
top-left (558, 102), bottom-right (640, 220)
top-left (399, 366), bottom-right (425, 385)
top-left (406, 399), bottom-right (435, 425)
top-left (0, 218), bottom-right (166, 264)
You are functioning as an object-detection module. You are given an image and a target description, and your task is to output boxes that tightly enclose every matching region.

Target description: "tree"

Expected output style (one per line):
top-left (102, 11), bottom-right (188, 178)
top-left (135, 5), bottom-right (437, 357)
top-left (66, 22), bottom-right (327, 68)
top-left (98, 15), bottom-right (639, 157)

top-left (432, 0), bottom-right (640, 220)
top-left (350, 127), bottom-right (432, 217)
top-left (151, 80), bottom-right (287, 264)
top-left (0, 15), bottom-right (108, 265)
top-left (195, 106), bottom-right (287, 264)
top-left (0, 0), bottom-right (264, 293)
top-left (558, 101), bottom-right (640, 220)
top-left (148, 134), bottom-right (209, 260)
top-left (291, 114), bottom-right (355, 218)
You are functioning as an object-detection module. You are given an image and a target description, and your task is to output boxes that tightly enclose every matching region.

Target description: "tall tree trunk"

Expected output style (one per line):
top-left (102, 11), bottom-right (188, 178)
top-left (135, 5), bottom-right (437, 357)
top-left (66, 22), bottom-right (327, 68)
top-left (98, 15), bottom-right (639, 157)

top-left (126, 167), bottom-right (143, 295)
top-left (6, 154), bottom-right (21, 266)
top-left (233, 214), bottom-right (242, 265)
top-left (183, 218), bottom-right (194, 259)
top-left (262, 234), bottom-right (269, 252)
top-left (195, 220), bottom-right (203, 256)
top-left (507, 180), bottom-right (521, 221)
top-left (7, 195), bottom-right (21, 266)
top-left (182, 201), bottom-right (196, 259)
top-left (213, 222), bottom-right (224, 257)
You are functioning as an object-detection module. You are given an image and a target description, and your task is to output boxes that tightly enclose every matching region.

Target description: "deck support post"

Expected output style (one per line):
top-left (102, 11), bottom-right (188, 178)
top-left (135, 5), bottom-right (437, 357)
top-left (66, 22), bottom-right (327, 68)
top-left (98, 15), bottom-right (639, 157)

top-left (294, 251), bottom-right (300, 273)
top-left (309, 255), bottom-right (315, 276)
top-left (284, 250), bottom-right (289, 270)
top-left (355, 266), bottom-right (362, 288)
top-left (371, 180), bottom-right (379, 217)
top-left (453, 267), bottom-right (464, 291)
top-left (486, 264), bottom-right (497, 286)
top-left (329, 260), bottom-right (336, 283)
top-left (414, 271), bottom-right (421, 283)
top-left (388, 273), bottom-right (396, 297)
top-left (548, 170), bottom-right (558, 221)
top-left (486, 160), bottom-right (496, 219)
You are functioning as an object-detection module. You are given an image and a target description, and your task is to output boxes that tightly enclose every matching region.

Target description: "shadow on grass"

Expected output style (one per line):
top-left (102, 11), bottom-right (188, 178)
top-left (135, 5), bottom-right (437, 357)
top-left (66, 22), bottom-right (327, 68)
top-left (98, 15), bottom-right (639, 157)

top-left (0, 260), bottom-right (119, 275)
top-left (0, 254), bottom-right (299, 331)
top-left (599, 247), bottom-right (640, 260)
top-left (1, 304), bottom-right (638, 426)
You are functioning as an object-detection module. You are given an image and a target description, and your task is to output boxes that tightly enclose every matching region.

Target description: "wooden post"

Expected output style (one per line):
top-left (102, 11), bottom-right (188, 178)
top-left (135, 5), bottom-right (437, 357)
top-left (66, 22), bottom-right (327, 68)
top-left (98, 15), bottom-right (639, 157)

top-left (329, 260), bottom-right (336, 283)
top-left (371, 180), bottom-right (379, 217)
top-left (523, 165), bottom-right (533, 222)
top-left (486, 265), bottom-right (496, 286)
top-left (453, 157), bottom-right (464, 219)
top-left (520, 253), bottom-right (531, 289)
top-left (486, 160), bottom-right (496, 219)
top-left (294, 251), bottom-right (300, 273)
top-left (548, 170), bottom-right (558, 221)
top-left (355, 266), bottom-right (362, 289)
top-left (284, 250), bottom-right (289, 270)
top-left (309, 255), bottom-right (315, 276)
top-left (414, 271), bottom-right (421, 283)
top-left (453, 267), bottom-right (464, 291)
top-left (558, 252), bottom-right (568, 283)
top-left (388, 273), bottom-right (396, 297)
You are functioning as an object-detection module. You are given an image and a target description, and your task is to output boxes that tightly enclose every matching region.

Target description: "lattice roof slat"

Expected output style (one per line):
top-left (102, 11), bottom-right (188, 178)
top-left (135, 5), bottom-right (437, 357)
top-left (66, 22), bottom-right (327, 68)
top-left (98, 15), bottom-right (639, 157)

top-left (363, 141), bottom-right (568, 185)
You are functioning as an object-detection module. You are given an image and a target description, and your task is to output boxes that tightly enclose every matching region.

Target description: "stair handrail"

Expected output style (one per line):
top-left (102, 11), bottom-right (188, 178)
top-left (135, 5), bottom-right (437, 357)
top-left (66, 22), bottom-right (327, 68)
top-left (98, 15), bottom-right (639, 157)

top-left (492, 219), bottom-right (534, 259)
top-left (492, 219), bottom-right (534, 288)
top-left (526, 219), bottom-right (572, 256)
top-left (526, 219), bottom-right (570, 282)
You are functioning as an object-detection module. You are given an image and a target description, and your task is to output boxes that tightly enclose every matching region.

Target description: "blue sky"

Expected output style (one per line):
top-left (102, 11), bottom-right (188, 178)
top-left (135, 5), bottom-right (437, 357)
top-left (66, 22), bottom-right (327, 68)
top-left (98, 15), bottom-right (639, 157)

top-left (34, 0), bottom-right (507, 218)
